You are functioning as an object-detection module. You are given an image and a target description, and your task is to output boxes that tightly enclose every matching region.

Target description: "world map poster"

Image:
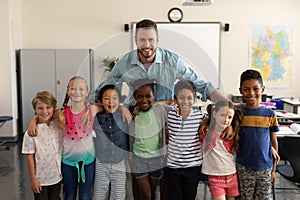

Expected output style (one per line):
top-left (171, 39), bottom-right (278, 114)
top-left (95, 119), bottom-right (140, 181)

top-left (250, 25), bottom-right (294, 86)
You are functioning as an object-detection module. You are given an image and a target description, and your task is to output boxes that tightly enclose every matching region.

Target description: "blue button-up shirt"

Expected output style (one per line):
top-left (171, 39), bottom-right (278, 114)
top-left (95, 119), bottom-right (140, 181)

top-left (96, 47), bottom-right (215, 106)
top-left (93, 110), bottom-right (129, 164)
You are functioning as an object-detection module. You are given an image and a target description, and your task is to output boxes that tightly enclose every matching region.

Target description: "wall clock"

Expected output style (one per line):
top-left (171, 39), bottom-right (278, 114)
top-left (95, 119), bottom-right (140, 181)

top-left (168, 8), bottom-right (183, 22)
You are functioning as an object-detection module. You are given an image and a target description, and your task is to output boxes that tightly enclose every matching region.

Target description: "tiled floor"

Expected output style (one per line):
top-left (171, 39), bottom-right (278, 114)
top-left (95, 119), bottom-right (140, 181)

top-left (0, 141), bottom-right (299, 200)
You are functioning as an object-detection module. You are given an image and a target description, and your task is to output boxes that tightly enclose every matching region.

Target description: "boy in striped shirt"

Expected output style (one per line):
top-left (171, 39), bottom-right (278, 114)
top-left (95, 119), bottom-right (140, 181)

top-left (166, 80), bottom-right (205, 200)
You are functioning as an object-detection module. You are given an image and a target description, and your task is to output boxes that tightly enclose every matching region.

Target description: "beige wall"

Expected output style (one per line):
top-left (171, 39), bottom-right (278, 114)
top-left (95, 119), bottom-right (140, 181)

top-left (0, 0), bottom-right (22, 138)
top-left (2, 0), bottom-right (300, 136)
top-left (20, 0), bottom-right (300, 96)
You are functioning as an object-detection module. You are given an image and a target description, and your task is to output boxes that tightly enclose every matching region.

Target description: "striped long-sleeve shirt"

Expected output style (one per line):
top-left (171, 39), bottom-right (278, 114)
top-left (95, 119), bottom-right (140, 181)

top-left (167, 108), bottom-right (204, 168)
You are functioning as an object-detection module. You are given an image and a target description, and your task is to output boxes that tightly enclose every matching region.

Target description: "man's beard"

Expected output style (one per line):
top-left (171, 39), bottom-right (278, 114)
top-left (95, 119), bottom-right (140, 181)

top-left (138, 47), bottom-right (156, 60)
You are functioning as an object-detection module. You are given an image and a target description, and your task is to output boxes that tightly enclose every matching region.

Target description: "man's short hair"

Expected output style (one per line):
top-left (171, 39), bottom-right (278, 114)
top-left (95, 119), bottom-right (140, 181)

top-left (135, 19), bottom-right (158, 36)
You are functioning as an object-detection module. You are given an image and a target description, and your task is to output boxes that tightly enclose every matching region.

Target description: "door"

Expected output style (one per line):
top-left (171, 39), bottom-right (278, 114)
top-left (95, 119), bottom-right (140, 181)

top-left (17, 49), bottom-right (92, 133)
top-left (18, 49), bottom-right (56, 132)
top-left (55, 49), bottom-right (91, 107)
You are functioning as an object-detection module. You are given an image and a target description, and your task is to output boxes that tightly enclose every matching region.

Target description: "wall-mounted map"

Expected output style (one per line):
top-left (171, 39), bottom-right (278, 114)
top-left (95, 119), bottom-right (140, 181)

top-left (250, 25), bottom-right (294, 86)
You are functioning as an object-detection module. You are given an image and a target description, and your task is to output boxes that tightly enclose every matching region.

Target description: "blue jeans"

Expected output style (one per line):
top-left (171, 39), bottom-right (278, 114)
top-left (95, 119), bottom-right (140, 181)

top-left (62, 161), bottom-right (95, 200)
top-left (167, 166), bottom-right (201, 200)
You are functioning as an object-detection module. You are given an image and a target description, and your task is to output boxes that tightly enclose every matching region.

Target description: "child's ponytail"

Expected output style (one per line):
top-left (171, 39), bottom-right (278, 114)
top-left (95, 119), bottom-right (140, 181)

top-left (231, 108), bottom-right (243, 153)
top-left (58, 93), bottom-right (69, 131)
top-left (203, 103), bottom-right (215, 153)
top-left (81, 93), bottom-right (91, 131)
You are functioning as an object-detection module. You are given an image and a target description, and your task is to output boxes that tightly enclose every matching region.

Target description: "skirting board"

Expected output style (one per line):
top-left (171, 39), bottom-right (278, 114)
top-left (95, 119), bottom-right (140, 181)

top-left (0, 135), bottom-right (18, 142)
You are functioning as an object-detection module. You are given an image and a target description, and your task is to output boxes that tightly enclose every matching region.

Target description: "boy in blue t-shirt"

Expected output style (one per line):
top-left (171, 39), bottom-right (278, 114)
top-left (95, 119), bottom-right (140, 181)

top-left (236, 69), bottom-right (279, 199)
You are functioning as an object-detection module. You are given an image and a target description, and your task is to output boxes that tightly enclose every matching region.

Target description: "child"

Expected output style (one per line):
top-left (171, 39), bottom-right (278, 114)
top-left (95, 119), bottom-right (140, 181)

top-left (92, 84), bottom-right (130, 200)
top-left (57, 76), bottom-right (97, 200)
top-left (22, 91), bottom-right (63, 200)
top-left (200, 100), bottom-right (242, 200)
top-left (28, 76), bottom-right (98, 199)
top-left (166, 80), bottom-right (205, 200)
top-left (27, 76), bottom-right (132, 199)
top-left (130, 78), bottom-right (171, 200)
top-left (236, 69), bottom-right (279, 199)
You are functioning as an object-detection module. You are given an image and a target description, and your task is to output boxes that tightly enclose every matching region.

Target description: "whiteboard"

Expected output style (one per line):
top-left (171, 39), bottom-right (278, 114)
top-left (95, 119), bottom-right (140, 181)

top-left (132, 22), bottom-right (221, 88)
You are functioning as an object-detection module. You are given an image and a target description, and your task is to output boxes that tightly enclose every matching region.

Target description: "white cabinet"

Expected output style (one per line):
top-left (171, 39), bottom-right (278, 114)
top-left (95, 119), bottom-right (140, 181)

top-left (17, 49), bottom-right (93, 133)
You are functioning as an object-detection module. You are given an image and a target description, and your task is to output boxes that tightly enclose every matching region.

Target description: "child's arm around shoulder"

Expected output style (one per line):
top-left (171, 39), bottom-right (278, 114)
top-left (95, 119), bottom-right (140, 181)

top-left (198, 113), bottom-right (208, 142)
top-left (160, 103), bottom-right (174, 113)
top-left (220, 126), bottom-right (234, 140)
top-left (27, 116), bottom-right (39, 137)
top-left (118, 105), bottom-right (132, 123)
top-left (91, 104), bottom-right (101, 116)
top-left (52, 109), bottom-right (61, 119)
top-left (198, 122), bottom-right (208, 142)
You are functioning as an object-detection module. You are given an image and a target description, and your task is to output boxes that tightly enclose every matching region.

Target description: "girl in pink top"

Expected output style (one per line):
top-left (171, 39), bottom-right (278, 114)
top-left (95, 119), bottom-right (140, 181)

top-left (57, 76), bottom-right (98, 200)
top-left (199, 100), bottom-right (242, 200)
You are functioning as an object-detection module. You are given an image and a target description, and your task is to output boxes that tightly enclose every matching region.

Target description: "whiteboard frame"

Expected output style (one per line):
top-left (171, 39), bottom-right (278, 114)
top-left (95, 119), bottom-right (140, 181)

top-left (131, 22), bottom-right (221, 88)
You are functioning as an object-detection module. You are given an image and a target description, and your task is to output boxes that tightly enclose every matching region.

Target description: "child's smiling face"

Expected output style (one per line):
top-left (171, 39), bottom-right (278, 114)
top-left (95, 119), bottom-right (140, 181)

top-left (67, 78), bottom-right (89, 103)
top-left (134, 85), bottom-right (155, 112)
top-left (35, 100), bottom-right (54, 125)
top-left (213, 106), bottom-right (234, 132)
top-left (175, 88), bottom-right (195, 115)
top-left (100, 89), bottom-right (120, 114)
top-left (239, 79), bottom-right (265, 108)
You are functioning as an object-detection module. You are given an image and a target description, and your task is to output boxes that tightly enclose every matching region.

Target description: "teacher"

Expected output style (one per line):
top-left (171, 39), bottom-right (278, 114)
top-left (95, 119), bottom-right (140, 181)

top-left (95, 18), bottom-right (225, 200)
top-left (96, 19), bottom-right (225, 106)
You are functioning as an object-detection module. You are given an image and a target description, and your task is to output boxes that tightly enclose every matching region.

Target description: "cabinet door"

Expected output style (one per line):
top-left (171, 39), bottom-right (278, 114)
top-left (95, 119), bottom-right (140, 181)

top-left (55, 49), bottom-right (91, 107)
top-left (19, 49), bottom-right (56, 131)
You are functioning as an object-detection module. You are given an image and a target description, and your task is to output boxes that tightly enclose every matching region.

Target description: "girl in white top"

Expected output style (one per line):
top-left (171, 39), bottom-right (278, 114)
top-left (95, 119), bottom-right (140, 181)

top-left (199, 100), bottom-right (242, 200)
top-left (22, 91), bottom-right (63, 200)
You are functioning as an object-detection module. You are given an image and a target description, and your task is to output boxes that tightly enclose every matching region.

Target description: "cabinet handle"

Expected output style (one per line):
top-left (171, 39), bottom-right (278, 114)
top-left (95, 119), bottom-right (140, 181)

top-left (56, 80), bottom-right (61, 85)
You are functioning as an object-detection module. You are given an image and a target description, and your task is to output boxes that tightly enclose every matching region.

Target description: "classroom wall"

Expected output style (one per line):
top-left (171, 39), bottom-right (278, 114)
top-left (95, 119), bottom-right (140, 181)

top-left (1, 0), bottom-right (300, 136)
top-left (0, 0), bottom-right (22, 138)
top-left (20, 0), bottom-right (300, 97)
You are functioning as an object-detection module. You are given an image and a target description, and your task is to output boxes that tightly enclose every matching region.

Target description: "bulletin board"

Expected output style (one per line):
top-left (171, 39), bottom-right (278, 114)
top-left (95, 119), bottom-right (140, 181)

top-left (132, 22), bottom-right (221, 88)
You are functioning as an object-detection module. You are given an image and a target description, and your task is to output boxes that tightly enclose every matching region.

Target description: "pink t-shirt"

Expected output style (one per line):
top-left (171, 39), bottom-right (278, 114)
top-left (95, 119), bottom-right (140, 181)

top-left (62, 105), bottom-right (95, 167)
